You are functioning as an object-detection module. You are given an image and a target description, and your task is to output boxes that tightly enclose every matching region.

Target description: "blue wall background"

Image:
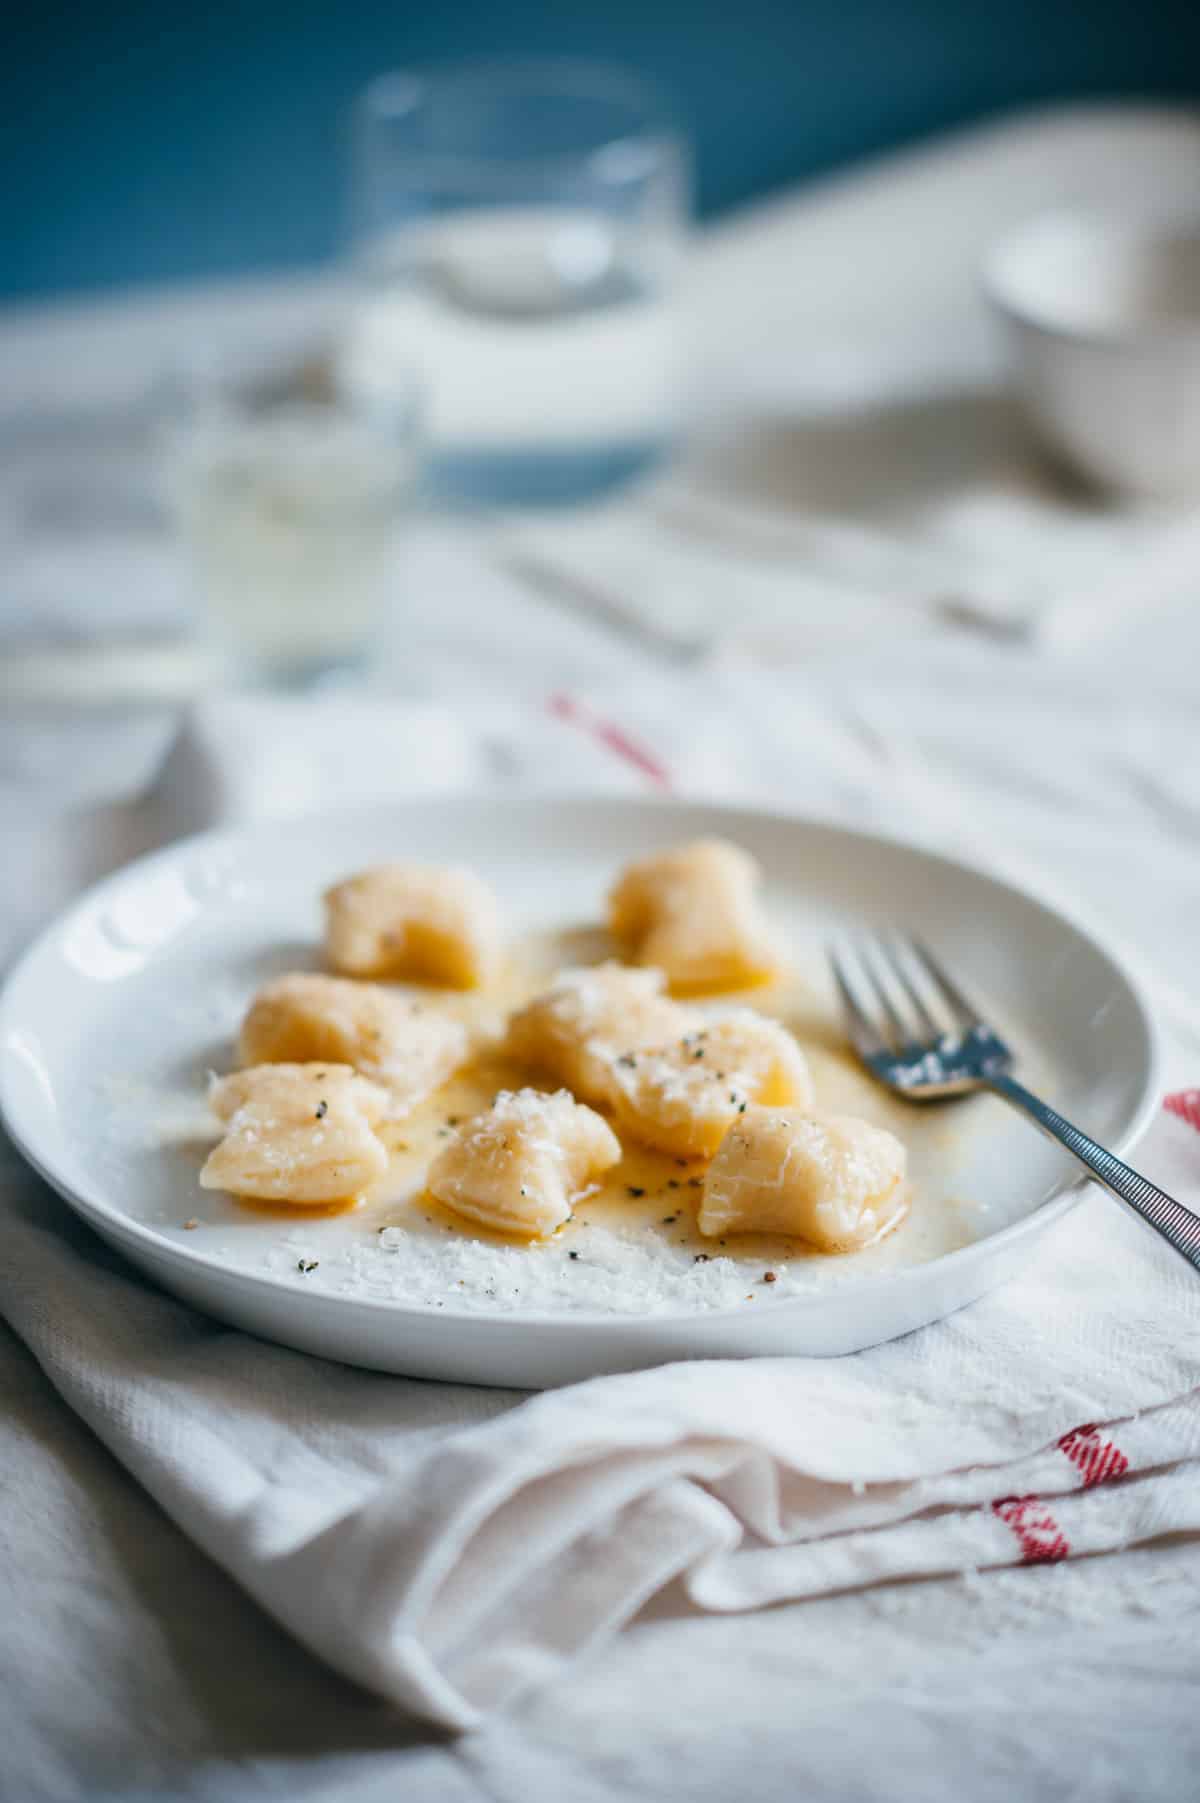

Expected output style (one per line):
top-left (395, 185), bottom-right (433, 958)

top-left (4, 0), bottom-right (1197, 303)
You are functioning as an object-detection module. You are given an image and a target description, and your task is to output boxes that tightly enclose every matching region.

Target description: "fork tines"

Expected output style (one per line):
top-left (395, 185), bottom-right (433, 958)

top-left (829, 933), bottom-right (979, 1056)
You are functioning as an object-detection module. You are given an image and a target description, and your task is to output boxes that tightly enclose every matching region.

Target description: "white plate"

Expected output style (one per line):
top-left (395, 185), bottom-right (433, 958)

top-left (0, 797), bottom-right (1159, 1386)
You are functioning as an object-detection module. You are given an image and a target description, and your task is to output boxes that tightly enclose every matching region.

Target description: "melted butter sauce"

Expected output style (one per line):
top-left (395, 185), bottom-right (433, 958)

top-left (231, 928), bottom-right (976, 1276)
top-left (232, 1192), bottom-right (364, 1220)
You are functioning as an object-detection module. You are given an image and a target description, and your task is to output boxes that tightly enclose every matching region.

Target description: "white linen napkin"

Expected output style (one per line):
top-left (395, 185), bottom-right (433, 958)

top-left (3, 691), bottom-right (1200, 1733)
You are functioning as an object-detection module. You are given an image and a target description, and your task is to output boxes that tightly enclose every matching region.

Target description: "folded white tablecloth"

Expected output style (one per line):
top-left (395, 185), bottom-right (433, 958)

top-left (3, 692), bottom-right (1199, 1732)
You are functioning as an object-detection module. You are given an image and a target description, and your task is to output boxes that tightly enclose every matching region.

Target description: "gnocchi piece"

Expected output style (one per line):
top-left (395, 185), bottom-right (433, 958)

top-left (237, 973), bottom-right (468, 1115)
top-left (608, 838), bottom-right (778, 994)
top-left (427, 1088), bottom-right (621, 1238)
top-left (505, 962), bottom-right (691, 1110)
top-left (323, 863), bottom-right (501, 988)
top-left (201, 1063), bottom-right (390, 1204)
top-left (698, 1107), bottom-right (908, 1250)
top-left (608, 1010), bottom-right (814, 1159)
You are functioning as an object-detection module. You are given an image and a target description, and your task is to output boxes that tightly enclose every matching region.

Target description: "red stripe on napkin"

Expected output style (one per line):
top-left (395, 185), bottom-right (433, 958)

top-left (992, 1422), bottom-right (1130, 1563)
top-left (547, 694), bottom-right (673, 791)
top-left (991, 1495), bottom-right (1070, 1564)
top-left (1165, 1090), bottom-right (1200, 1133)
top-left (1057, 1423), bottom-right (1129, 1488)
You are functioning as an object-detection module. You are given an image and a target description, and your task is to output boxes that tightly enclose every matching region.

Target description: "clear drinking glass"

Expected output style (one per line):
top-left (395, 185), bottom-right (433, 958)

top-left (167, 370), bottom-right (420, 686)
top-left (342, 59), bottom-right (689, 507)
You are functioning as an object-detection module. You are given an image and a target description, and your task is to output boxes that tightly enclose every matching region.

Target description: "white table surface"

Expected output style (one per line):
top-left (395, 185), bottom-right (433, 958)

top-left (4, 102), bottom-right (1200, 1802)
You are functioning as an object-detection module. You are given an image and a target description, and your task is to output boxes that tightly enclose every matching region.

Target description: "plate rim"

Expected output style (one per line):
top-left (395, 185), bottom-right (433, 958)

top-left (0, 792), bottom-right (1164, 1330)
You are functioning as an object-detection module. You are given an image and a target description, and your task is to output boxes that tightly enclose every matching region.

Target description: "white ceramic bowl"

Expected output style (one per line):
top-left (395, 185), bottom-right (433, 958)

top-left (984, 211), bottom-right (1200, 496)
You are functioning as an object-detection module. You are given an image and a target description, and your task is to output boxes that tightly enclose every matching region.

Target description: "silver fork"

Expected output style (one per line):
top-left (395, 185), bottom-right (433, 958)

top-left (829, 933), bottom-right (1200, 1272)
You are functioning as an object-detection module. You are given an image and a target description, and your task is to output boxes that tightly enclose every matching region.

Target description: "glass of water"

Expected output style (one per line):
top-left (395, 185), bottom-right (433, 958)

top-left (342, 59), bottom-right (689, 508)
top-left (168, 370), bottom-right (420, 686)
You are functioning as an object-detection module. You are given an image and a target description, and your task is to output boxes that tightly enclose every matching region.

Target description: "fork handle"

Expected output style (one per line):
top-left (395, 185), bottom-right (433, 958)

top-left (986, 1073), bottom-right (1200, 1270)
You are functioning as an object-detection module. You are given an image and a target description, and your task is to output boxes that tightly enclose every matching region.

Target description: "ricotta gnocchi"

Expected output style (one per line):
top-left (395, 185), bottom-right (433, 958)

top-left (238, 972), bottom-right (468, 1114)
top-left (427, 1088), bottom-right (621, 1237)
top-left (505, 962), bottom-right (690, 1109)
top-left (324, 863), bottom-right (501, 988)
top-left (699, 1107), bottom-right (908, 1250)
top-left (608, 838), bottom-right (778, 994)
top-left (201, 1064), bottom-right (390, 1205)
top-left (608, 1011), bottom-right (815, 1159)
